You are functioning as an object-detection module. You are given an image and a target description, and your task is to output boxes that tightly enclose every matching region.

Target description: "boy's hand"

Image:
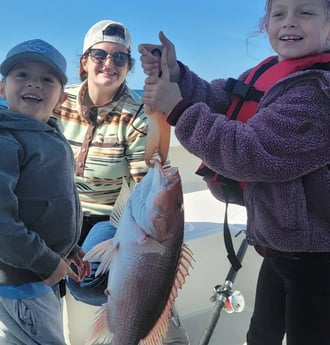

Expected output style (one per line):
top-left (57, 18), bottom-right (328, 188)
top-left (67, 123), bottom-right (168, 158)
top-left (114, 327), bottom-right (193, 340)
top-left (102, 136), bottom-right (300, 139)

top-left (44, 253), bottom-right (91, 286)
top-left (66, 249), bottom-right (91, 281)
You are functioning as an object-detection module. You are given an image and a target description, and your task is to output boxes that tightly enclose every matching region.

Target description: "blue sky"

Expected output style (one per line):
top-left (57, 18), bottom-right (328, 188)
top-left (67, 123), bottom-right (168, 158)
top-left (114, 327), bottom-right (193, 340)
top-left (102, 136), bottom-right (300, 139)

top-left (0, 0), bottom-right (275, 90)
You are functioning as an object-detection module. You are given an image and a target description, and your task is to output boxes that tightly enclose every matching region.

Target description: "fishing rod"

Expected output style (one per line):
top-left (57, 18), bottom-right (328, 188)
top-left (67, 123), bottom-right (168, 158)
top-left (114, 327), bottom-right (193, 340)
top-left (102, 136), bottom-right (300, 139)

top-left (198, 235), bottom-right (248, 345)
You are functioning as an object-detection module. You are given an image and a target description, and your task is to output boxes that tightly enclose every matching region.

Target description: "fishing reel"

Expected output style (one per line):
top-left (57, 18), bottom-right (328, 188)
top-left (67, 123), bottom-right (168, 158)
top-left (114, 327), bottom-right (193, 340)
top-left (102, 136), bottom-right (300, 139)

top-left (210, 282), bottom-right (245, 313)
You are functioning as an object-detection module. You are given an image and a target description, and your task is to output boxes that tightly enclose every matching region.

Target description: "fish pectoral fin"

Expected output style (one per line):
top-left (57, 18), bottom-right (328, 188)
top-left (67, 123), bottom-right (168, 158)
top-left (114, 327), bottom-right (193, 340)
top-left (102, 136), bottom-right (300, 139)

top-left (96, 243), bottom-right (120, 276)
top-left (84, 304), bottom-right (112, 345)
top-left (138, 236), bottom-right (166, 255)
top-left (84, 239), bottom-right (119, 276)
top-left (84, 239), bottom-right (115, 262)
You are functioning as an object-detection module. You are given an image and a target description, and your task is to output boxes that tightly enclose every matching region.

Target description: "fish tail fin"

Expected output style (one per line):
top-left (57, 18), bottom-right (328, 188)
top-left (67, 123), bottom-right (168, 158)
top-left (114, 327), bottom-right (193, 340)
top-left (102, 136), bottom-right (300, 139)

top-left (84, 304), bottom-right (112, 345)
top-left (157, 112), bottom-right (171, 165)
top-left (145, 111), bottom-right (160, 167)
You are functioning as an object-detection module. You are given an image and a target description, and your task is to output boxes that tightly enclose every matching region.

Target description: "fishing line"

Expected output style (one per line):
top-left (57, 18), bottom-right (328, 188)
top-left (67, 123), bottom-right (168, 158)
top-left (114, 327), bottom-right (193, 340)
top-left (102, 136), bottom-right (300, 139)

top-left (131, 48), bottom-right (163, 136)
top-left (130, 103), bottom-right (147, 136)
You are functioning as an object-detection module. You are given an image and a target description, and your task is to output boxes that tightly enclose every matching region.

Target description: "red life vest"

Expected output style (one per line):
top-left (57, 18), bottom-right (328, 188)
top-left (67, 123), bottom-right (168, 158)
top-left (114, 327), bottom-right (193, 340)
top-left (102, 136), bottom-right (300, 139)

top-left (196, 53), bottom-right (330, 206)
top-left (196, 53), bottom-right (330, 271)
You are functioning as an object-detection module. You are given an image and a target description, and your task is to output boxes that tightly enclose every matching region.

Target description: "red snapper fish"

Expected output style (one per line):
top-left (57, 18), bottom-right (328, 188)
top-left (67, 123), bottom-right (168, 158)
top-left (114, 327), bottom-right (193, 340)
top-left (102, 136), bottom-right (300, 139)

top-left (84, 160), bottom-right (193, 345)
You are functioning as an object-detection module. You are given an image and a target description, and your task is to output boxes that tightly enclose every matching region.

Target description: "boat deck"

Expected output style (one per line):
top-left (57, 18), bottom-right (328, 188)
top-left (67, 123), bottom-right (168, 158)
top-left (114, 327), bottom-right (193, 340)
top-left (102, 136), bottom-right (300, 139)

top-left (64, 141), bottom-right (285, 344)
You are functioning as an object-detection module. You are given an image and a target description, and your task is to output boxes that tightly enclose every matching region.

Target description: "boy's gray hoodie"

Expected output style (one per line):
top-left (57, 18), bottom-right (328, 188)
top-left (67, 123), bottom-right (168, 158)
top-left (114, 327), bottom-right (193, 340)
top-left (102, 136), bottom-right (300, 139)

top-left (0, 108), bottom-right (82, 285)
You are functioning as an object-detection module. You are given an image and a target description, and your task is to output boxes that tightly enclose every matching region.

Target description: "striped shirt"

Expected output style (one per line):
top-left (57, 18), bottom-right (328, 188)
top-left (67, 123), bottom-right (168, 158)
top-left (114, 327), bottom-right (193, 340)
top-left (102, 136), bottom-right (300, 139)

top-left (53, 81), bottom-right (149, 215)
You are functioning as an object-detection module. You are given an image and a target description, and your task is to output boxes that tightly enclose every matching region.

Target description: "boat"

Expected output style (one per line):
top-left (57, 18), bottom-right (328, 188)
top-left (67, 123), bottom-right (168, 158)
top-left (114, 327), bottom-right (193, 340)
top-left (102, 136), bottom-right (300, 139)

top-left (63, 130), bottom-right (266, 345)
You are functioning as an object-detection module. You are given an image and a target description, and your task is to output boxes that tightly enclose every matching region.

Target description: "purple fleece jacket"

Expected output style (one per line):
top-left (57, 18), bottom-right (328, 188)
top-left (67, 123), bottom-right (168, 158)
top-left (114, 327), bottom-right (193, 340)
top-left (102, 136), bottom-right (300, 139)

top-left (171, 61), bottom-right (330, 253)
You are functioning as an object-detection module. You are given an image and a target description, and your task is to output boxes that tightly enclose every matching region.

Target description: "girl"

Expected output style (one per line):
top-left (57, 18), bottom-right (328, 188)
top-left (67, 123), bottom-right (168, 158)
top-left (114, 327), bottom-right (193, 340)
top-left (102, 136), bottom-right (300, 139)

top-left (139, 0), bottom-right (330, 344)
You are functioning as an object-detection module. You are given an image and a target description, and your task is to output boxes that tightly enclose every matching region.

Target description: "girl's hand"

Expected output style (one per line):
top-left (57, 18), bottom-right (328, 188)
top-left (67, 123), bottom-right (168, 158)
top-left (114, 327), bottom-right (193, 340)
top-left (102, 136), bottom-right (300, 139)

top-left (139, 31), bottom-right (181, 82)
top-left (142, 47), bottom-right (182, 115)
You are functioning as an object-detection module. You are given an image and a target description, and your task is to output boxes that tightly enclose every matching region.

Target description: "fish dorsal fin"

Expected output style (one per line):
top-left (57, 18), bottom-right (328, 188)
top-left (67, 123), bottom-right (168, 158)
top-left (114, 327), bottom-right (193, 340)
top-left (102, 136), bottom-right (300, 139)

top-left (110, 177), bottom-right (131, 228)
top-left (172, 244), bottom-right (194, 288)
top-left (140, 243), bottom-right (194, 345)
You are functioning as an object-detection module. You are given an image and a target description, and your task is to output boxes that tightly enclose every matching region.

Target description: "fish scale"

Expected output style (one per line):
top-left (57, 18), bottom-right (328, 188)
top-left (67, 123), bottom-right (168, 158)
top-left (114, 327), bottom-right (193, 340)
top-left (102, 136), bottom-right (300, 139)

top-left (84, 160), bottom-right (193, 345)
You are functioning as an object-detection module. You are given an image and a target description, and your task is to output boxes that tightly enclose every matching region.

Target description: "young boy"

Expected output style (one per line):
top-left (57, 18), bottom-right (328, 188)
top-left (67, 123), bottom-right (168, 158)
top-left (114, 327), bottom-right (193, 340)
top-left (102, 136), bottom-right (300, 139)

top-left (0, 39), bottom-right (90, 345)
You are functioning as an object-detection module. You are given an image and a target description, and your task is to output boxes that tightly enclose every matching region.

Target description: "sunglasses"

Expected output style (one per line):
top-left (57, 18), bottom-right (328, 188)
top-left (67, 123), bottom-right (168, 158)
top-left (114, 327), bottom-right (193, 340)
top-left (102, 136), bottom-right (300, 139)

top-left (87, 49), bottom-right (131, 67)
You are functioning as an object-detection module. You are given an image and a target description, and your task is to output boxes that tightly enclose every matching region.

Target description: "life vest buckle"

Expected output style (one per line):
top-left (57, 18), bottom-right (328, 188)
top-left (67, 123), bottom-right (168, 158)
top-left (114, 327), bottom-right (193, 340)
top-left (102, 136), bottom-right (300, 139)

top-left (225, 78), bottom-right (264, 102)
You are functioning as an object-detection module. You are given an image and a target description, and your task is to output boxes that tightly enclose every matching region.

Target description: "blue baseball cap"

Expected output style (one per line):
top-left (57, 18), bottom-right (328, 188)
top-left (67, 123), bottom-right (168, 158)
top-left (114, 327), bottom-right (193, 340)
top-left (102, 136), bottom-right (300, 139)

top-left (0, 39), bottom-right (68, 85)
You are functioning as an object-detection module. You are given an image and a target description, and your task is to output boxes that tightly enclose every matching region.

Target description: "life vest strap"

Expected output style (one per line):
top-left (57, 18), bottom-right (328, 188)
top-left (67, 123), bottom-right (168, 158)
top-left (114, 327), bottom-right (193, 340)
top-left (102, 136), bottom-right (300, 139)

top-left (225, 78), bottom-right (264, 103)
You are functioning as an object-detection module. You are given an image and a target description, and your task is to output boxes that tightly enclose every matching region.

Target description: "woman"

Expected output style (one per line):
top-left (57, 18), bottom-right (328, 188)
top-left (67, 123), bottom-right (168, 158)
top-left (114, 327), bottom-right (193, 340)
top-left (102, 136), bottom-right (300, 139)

top-left (54, 19), bottom-right (189, 345)
top-left (54, 19), bottom-right (148, 244)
